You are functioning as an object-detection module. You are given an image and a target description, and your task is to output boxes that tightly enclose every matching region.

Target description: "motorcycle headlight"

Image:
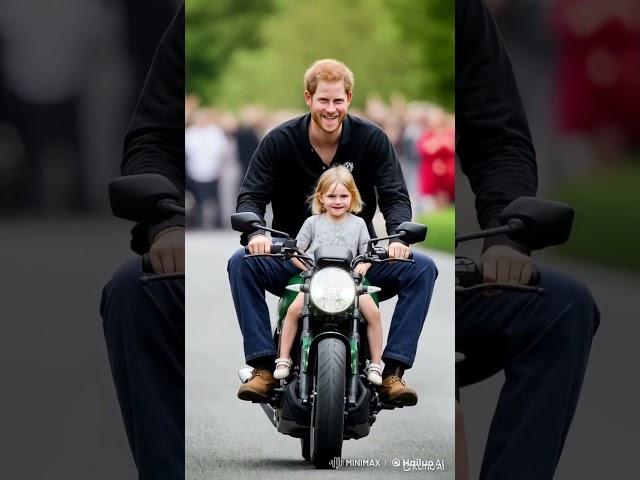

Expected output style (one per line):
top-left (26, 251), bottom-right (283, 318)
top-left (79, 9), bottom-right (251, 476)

top-left (309, 267), bottom-right (355, 314)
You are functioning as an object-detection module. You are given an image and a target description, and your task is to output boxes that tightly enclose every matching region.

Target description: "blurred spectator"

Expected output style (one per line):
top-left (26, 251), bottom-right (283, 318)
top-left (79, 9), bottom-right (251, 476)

top-left (402, 102), bottom-right (443, 200)
top-left (185, 109), bottom-right (231, 229)
top-left (552, 0), bottom-right (640, 162)
top-left (417, 112), bottom-right (455, 211)
top-left (0, 0), bottom-right (104, 212)
top-left (235, 105), bottom-right (263, 187)
top-left (0, 0), bottom-right (178, 215)
top-left (217, 110), bottom-right (242, 228)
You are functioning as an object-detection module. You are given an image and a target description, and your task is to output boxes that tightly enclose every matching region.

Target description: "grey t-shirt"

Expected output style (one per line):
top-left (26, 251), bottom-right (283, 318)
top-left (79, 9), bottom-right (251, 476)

top-left (296, 213), bottom-right (370, 258)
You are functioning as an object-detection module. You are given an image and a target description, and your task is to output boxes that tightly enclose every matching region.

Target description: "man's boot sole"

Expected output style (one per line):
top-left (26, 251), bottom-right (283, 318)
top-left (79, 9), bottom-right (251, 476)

top-left (237, 388), bottom-right (271, 402)
top-left (391, 392), bottom-right (418, 406)
top-left (380, 391), bottom-right (419, 407)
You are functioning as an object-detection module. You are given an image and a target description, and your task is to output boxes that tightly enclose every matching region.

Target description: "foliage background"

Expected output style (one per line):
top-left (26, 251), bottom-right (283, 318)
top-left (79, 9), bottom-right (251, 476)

top-left (186, 0), bottom-right (454, 110)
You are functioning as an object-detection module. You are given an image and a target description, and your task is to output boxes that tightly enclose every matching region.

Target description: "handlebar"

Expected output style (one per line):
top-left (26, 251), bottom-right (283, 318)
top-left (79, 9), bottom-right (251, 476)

top-left (139, 253), bottom-right (185, 284)
top-left (456, 256), bottom-right (543, 295)
top-left (244, 243), bottom-right (415, 270)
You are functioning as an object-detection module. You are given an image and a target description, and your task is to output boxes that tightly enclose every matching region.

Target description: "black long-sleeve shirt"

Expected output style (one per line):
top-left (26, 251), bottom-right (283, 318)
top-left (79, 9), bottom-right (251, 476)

top-left (456, 0), bottom-right (538, 251)
top-left (122, 4), bottom-right (185, 254)
top-left (236, 114), bottom-right (411, 242)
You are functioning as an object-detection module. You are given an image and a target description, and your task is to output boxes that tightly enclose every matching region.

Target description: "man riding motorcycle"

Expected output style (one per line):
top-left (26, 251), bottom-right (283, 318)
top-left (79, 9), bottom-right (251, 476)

top-left (228, 58), bottom-right (438, 406)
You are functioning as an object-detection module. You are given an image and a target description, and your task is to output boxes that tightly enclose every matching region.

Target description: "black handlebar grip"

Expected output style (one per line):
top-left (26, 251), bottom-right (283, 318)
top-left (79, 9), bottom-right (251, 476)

top-left (244, 244), bottom-right (282, 254)
top-left (376, 249), bottom-right (413, 260)
top-left (142, 253), bottom-right (154, 273)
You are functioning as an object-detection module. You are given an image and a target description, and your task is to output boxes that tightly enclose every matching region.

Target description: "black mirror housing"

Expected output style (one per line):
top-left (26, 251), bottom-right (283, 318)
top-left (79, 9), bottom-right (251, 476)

top-left (230, 212), bottom-right (265, 233)
top-left (109, 173), bottom-right (181, 224)
top-left (499, 196), bottom-right (574, 250)
top-left (396, 222), bottom-right (427, 244)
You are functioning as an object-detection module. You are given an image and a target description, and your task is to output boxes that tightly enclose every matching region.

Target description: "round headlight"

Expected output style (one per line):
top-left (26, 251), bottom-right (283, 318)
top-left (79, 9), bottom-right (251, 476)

top-left (309, 267), bottom-right (355, 314)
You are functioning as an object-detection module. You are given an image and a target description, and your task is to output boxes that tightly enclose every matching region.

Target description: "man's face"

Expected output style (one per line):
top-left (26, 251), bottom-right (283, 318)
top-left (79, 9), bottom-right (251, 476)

top-left (305, 80), bottom-right (352, 134)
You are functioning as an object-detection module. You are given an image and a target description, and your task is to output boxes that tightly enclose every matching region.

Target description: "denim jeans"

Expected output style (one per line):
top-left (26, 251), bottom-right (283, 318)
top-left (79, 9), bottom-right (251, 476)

top-left (457, 267), bottom-right (600, 479)
top-left (227, 248), bottom-right (438, 368)
top-left (101, 259), bottom-right (184, 480)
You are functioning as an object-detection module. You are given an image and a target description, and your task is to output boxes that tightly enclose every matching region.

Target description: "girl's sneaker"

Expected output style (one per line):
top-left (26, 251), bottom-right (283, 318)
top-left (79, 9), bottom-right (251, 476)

top-left (366, 362), bottom-right (383, 385)
top-left (274, 357), bottom-right (293, 380)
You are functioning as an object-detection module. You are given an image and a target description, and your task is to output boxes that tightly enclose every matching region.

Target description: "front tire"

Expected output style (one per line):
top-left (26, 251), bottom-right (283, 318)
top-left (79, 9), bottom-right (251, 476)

top-left (310, 338), bottom-right (346, 468)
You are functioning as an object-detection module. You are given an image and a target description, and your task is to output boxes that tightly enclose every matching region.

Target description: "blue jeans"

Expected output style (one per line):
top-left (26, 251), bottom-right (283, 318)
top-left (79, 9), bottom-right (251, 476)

top-left (457, 267), bottom-right (600, 479)
top-left (101, 259), bottom-right (184, 480)
top-left (227, 249), bottom-right (438, 368)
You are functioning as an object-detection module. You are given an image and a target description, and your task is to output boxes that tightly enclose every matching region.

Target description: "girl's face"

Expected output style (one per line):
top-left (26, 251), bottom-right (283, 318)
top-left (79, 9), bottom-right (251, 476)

top-left (319, 182), bottom-right (352, 220)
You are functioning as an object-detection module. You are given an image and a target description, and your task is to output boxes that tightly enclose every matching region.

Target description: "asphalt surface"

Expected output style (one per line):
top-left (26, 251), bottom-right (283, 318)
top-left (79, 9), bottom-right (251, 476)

top-left (2, 217), bottom-right (137, 479)
top-left (185, 231), bottom-right (455, 479)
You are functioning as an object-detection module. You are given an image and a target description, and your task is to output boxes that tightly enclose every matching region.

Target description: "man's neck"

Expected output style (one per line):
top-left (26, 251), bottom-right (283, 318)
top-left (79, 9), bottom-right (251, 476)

top-left (308, 118), bottom-right (342, 149)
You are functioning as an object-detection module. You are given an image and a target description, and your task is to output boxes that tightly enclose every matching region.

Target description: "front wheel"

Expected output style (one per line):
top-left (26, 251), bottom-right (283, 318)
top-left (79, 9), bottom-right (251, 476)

top-left (310, 338), bottom-right (346, 468)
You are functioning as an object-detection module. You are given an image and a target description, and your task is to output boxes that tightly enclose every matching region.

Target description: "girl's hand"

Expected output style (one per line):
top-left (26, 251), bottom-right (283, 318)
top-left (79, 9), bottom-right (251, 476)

top-left (354, 262), bottom-right (371, 277)
top-left (291, 258), bottom-right (307, 271)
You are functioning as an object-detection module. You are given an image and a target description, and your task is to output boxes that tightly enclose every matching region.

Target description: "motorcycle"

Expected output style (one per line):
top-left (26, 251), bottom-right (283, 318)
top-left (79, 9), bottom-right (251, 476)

top-left (108, 173), bottom-right (185, 282)
top-left (231, 211), bottom-right (427, 469)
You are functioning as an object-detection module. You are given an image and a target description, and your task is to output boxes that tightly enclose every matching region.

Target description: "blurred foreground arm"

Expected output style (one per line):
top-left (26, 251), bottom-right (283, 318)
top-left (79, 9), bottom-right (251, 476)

top-left (122, 5), bottom-right (185, 262)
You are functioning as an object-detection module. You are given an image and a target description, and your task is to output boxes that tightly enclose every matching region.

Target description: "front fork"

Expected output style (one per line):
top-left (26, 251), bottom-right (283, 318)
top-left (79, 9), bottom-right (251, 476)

top-left (347, 307), bottom-right (361, 406)
top-left (298, 297), bottom-right (362, 406)
top-left (298, 291), bottom-right (312, 403)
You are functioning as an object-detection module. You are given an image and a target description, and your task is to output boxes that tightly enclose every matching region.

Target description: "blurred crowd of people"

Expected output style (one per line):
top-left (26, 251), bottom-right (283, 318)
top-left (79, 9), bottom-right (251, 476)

top-left (0, 0), bottom-right (182, 216)
top-left (185, 93), bottom-right (454, 230)
top-left (485, 0), bottom-right (640, 188)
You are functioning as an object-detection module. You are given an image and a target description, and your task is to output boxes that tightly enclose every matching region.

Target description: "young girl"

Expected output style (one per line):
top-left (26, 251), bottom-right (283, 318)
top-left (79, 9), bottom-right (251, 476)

top-left (274, 165), bottom-right (384, 385)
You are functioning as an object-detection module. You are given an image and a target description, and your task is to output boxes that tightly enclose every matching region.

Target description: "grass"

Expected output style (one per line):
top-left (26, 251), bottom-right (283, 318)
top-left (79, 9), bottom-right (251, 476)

top-left (416, 206), bottom-right (455, 253)
top-left (550, 164), bottom-right (640, 271)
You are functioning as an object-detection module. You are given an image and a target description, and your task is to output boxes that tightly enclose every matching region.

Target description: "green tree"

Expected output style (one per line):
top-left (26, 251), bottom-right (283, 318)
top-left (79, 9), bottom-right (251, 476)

top-left (186, 0), bottom-right (276, 103)
top-left (384, 0), bottom-right (455, 109)
top-left (213, 0), bottom-right (427, 109)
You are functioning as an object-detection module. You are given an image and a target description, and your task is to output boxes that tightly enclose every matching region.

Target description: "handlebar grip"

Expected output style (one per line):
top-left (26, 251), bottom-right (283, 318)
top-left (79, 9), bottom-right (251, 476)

top-left (375, 249), bottom-right (413, 260)
top-left (142, 253), bottom-right (154, 273)
top-left (244, 244), bottom-right (282, 254)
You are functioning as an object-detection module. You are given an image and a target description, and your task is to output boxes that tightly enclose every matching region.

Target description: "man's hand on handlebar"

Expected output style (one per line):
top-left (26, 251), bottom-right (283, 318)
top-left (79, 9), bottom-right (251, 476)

top-left (480, 245), bottom-right (532, 286)
top-left (247, 234), bottom-right (272, 254)
top-left (149, 226), bottom-right (185, 274)
top-left (387, 241), bottom-right (411, 259)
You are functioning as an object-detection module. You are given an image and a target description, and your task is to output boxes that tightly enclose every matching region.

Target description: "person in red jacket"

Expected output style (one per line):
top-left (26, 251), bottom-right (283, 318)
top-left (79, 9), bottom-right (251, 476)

top-left (417, 113), bottom-right (455, 208)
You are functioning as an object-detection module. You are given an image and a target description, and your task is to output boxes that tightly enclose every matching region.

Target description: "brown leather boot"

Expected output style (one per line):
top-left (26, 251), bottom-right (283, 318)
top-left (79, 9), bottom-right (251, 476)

top-left (237, 368), bottom-right (276, 402)
top-left (377, 375), bottom-right (418, 406)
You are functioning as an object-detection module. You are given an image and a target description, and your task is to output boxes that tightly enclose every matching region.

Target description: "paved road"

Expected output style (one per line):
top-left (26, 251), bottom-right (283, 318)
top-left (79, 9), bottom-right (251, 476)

top-left (186, 231), bottom-right (455, 479)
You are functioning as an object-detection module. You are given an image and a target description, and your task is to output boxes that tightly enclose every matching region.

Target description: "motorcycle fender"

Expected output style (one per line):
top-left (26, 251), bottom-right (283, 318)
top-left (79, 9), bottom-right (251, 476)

top-left (306, 332), bottom-right (352, 375)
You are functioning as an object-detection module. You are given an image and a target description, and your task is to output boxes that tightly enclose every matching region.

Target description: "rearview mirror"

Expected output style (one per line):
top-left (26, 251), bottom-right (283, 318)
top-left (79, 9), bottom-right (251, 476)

top-left (396, 222), bottom-right (427, 244)
top-left (230, 212), bottom-right (265, 233)
top-left (109, 173), bottom-right (181, 224)
top-left (499, 197), bottom-right (574, 250)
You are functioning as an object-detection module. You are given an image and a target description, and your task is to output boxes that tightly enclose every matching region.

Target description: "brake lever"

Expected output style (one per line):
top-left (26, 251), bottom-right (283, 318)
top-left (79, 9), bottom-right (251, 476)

top-left (243, 253), bottom-right (286, 259)
top-left (140, 272), bottom-right (185, 285)
top-left (376, 257), bottom-right (415, 264)
top-left (456, 283), bottom-right (545, 296)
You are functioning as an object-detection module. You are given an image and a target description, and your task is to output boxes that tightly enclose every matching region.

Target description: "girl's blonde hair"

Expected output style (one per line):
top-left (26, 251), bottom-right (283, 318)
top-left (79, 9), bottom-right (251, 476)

top-left (310, 165), bottom-right (363, 214)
